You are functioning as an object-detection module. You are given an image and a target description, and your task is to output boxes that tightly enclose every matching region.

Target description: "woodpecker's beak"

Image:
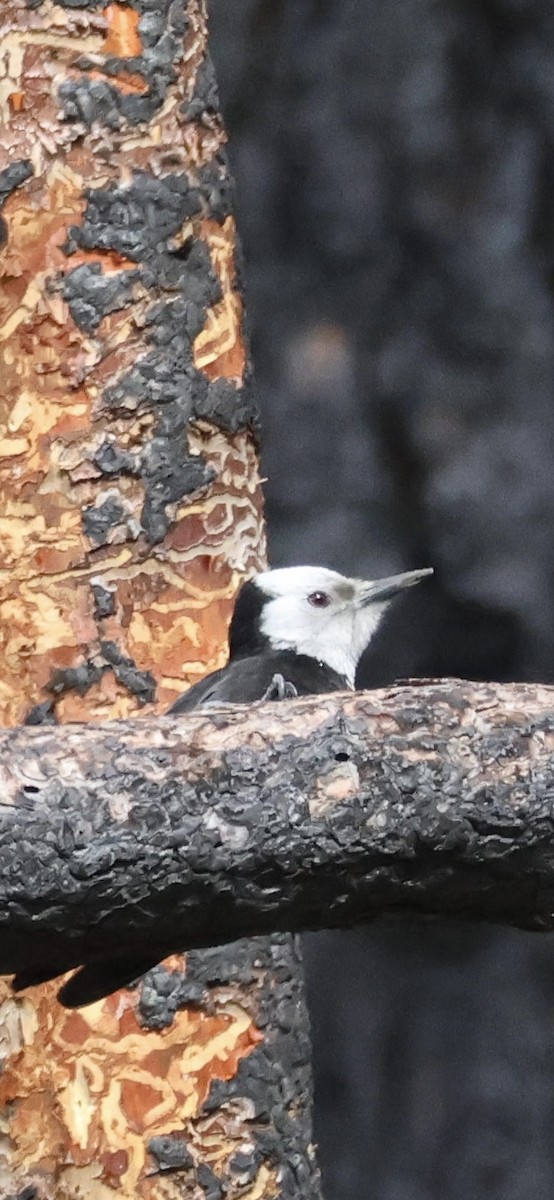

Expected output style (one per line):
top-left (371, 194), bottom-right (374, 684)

top-left (358, 567), bottom-right (433, 606)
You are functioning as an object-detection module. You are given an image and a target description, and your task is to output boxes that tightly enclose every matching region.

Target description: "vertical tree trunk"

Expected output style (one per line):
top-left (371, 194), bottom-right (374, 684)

top-left (0, 0), bottom-right (262, 727)
top-left (0, 4), bottom-right (320, 1198)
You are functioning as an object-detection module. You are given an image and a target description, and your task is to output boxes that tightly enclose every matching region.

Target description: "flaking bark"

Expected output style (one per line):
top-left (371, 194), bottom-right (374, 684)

top-left (2, 679), bottom-right (554, 987)
top-left (0, 0), bottom-right (263, 728)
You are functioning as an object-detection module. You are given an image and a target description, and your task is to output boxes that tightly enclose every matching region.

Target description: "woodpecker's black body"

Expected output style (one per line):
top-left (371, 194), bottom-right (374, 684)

top-left (170, 651), bottom-right (347, 711)
top-left (15, 563), bottom-right (432, 1007)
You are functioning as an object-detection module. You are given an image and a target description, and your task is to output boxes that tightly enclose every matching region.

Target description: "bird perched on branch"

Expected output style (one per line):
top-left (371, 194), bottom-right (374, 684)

top-left (169, 564), bottom-right (434, 712)
top-left (22, 562), bottom-right (432, 1008)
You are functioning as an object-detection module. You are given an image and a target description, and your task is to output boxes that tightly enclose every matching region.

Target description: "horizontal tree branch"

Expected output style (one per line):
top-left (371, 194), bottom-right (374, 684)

top-left (2, 680), bottom-right (554, 989)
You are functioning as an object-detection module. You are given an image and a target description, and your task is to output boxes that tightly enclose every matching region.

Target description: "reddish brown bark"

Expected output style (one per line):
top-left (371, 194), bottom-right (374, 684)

top-left (0, 0), bottom-right (263, 728)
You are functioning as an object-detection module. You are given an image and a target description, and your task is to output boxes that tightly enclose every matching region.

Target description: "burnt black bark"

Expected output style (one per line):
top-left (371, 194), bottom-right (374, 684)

top-left (2, 681), bottom-right (554, 997)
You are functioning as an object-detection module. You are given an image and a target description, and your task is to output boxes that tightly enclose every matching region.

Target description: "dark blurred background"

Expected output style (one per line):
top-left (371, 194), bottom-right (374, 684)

top-left (209, 4), bottom-right (554, 1197)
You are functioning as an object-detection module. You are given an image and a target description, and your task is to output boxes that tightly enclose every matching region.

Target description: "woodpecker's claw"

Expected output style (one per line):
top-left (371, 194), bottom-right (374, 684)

top-left (262, 673), bottom-right (298, 702)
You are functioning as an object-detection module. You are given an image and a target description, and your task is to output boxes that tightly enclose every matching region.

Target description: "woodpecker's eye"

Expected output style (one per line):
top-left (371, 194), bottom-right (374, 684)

top-left (308, 591), bottom-right (331, 608)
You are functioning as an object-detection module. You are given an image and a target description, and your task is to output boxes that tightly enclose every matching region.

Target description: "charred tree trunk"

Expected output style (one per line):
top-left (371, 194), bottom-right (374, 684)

top-left (0, 4), bottom-right (319, 1199)
top-left (0, 681), bottom-right (554, 992)
top-left (0, 0), bottom-right (262, 725)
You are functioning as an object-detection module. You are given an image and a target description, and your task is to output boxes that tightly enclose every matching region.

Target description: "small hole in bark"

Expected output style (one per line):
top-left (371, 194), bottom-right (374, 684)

top-left (169, 238), bottom-right (193, 261)
top-left (23, 784), bottom-right (40, 793)
top-left (335, 751), bottom-right (350, 763)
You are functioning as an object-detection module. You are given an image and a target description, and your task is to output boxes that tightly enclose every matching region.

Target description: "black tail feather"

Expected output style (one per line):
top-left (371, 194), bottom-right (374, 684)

top-left (56, 956), bottom-right (159, 1008)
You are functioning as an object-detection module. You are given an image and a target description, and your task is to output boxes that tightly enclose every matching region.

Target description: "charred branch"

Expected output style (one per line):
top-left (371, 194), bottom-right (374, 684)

top-left (1, 679), bottom-right (554, 995)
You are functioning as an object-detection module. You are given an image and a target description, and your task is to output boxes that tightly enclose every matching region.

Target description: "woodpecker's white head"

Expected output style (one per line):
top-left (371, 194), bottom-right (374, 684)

top-left (229, 564), bottom-right (433, 688)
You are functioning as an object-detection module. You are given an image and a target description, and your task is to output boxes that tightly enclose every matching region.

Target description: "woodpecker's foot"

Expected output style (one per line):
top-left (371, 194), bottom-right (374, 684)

top-left (262, 673), bottom-right (298, 702)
